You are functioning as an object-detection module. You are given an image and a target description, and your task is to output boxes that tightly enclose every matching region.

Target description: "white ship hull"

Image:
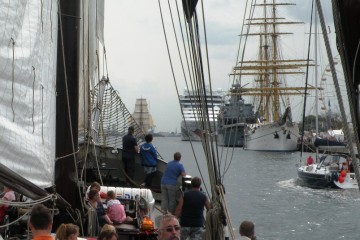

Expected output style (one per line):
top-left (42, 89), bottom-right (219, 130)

top-left (244, 123), bottom-right (299, 151)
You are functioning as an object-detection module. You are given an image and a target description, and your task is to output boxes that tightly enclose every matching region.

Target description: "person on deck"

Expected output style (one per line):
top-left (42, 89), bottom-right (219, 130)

top-left (157, 214), bottom-right (181, 240)
top-left (86, 181), bottom-right (102, 200)
top-left (0, 185), bottom-right (16, 223)
top-left (88, 189), bottom-right (113, 230)
top-left (175, 177), bottom-right (211, 240)
top-left (140, 134), bottom-right (158, 187)
top-left (90, 181), bottom-right (101, 192)
top-left (28, 204), bottom-right (53, 240)
top-left (161, 152), bottom-right (186, 214)
top-left (239, 220), bottom-right (256, 240)
top-left (55, 223), bottom-right (79, 240)
top-left (122, 126), bottom-right (139, 185)
top-left (106, 190), bottom-right (133, 224)
top-left (98, 229), bottom-right (118, 240)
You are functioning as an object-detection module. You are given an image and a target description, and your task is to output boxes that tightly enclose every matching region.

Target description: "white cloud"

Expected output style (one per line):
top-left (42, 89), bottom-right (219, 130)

top-left (104, 0), bottom-right (337, 132)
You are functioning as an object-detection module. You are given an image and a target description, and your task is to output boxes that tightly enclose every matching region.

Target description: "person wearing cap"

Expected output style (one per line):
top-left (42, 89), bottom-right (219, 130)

top-left (122, 126), bottom-right (139, 185)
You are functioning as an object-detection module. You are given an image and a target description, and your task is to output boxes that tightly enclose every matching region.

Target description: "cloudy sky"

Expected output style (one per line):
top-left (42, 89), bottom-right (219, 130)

top-left (103, 0), bottom-right (337, 132)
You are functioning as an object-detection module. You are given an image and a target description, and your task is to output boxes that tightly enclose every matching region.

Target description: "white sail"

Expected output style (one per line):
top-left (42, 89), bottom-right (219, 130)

top-left (0, 1), bottom-right (58, 188)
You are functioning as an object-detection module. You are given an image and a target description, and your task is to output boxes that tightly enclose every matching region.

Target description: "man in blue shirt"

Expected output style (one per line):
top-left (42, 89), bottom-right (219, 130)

top-left (161, 152), bottom-right (186, 214)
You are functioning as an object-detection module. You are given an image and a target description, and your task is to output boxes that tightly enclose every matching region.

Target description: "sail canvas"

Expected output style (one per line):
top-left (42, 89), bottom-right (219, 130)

top-left (0, 1), bottom-right (58, 188)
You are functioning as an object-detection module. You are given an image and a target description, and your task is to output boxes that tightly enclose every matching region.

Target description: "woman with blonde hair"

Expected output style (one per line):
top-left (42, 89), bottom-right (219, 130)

top-left (55, 223), bottom-right (79, 240)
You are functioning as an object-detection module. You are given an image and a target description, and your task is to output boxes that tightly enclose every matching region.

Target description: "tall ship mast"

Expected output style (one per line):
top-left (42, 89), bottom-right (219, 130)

top-left (132, 98), bottom-right (155, 134)
top-left (231, 0), bottom-right (314, 151)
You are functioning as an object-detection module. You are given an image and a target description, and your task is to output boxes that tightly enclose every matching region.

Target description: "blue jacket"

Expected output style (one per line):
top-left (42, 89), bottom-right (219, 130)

top-left (140, 143), bottom-right (158, 167)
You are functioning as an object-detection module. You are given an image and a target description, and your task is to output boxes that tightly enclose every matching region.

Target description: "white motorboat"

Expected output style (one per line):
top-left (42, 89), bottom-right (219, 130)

top-left (297, 153), bottom-right (358, 189)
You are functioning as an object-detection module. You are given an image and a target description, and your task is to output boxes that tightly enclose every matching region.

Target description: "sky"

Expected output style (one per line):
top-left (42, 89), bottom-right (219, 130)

top-left (103, 0), bottom-right (337, 132)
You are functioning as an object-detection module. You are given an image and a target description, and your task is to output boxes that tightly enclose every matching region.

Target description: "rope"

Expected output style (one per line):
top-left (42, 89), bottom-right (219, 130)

top-left (55, 148), bottom-right (80, 161)
top-left (158, 1), bottom-right (235, 238)
top-left (0, 211), bottom-right (30, 229)
top-left (0, 194), bottom-right (58, 229)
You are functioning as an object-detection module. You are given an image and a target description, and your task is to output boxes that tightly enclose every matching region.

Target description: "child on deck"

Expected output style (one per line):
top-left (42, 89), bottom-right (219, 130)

top-left (106, 190), bottom-right (133, 224)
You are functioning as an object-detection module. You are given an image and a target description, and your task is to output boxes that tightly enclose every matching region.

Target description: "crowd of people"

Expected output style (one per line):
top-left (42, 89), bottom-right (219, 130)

top-left (28, 203), bottom-right (118, 240)
top-left (25, 202), bottom-right (255, 240)
top-left (123, 128), bottom-right (257, 240)
top-left (0, 127), bottom-right (256, 240)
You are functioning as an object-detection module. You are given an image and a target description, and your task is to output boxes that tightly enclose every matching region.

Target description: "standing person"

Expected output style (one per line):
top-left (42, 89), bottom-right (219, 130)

top-left (0, 185), bottom-right (16, 223)
top-left (161, 152), bottom-right (186, 214)
top-left (55, 223), bottom-right (79, 240)
top-left (175, 177), bottom-right (211, 240)
top-left (122, 126), bottom-right (139, 185)
top-left (239, 220), bottom-right (256, 240)
top-left (140, 134), bottom-right (158, 187)
top-left (28, 204), bottom-right (53, 240)
top-left (157, 214), bottom-right (181, 240)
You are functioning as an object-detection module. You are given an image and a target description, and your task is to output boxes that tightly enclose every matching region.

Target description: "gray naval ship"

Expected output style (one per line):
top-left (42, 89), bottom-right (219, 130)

top-left (218, 90), bottom-right (257, 147)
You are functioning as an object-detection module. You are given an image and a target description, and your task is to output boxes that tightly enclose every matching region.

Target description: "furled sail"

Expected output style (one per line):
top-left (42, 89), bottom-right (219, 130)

top-left (0, 1), bottom-right (58, 189)
top-left (78, 1), bottom-right (105, 138)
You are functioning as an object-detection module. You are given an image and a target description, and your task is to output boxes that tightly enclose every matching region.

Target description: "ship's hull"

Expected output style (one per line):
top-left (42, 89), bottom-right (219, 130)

top-left (297, 164), bottom-right (358, 189)
top-left (218, 123), bottom-right (246, 147)
top-left (244, 123), bottom-right (299, 151)
top-left (297, 166), bottom-right (336, 188)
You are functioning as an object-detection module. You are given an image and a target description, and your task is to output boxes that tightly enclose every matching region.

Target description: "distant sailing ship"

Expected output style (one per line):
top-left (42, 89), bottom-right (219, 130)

top-left (132, 98), bottom-right (155, 134)
top-left (229, 0), bottom-right (314, 151)
top-left (180, 88), bottom-right (223, 141)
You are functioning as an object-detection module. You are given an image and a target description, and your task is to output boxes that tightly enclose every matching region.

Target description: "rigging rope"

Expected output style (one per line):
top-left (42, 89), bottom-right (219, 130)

top-left (158, 0), bottom-right (235, 238)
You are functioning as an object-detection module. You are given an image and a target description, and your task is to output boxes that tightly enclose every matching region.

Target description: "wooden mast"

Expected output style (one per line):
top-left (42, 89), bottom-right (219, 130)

top-left (231, 0), bottom-right (315, 123)
top-left (55, 0), bottom-right (82, 225)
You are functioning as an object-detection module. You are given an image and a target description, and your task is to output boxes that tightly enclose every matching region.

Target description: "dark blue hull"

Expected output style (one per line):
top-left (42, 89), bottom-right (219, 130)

top-left (297, 170), bottom-right (338, 189)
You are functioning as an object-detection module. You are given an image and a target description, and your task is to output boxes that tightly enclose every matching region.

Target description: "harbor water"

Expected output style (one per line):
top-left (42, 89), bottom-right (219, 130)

top-left (153, 136), bottom-right (360, 240)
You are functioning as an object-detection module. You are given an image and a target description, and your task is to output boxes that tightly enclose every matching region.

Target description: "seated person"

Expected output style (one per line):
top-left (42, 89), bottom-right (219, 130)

top-left (85, 181), bottom-right (102, 200)
top-left (0, 185), bottom-right (16, 223)
top-left (106, 190), bottom-right (133, 224)
top-left (98, 230), bottom-right (118, 240)
top-left (88, 189), bottom-right (112, 227)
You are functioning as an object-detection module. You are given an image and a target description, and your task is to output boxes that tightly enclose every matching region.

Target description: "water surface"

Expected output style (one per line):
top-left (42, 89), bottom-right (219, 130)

top-left (153, 137), bottom-right (360, 240)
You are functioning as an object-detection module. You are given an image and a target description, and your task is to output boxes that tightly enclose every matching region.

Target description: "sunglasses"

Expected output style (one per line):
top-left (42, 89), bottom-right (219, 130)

top-left (164, 225), bottom-right (181, 232)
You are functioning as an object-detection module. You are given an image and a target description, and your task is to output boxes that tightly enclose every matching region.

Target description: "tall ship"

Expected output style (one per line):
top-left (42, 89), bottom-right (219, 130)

top-left (132, 98), bottom-right (155, 134)
top-left (180, 88), bottom-right (223, 141)
top-left (230, 0), bottom-right (314, 151)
